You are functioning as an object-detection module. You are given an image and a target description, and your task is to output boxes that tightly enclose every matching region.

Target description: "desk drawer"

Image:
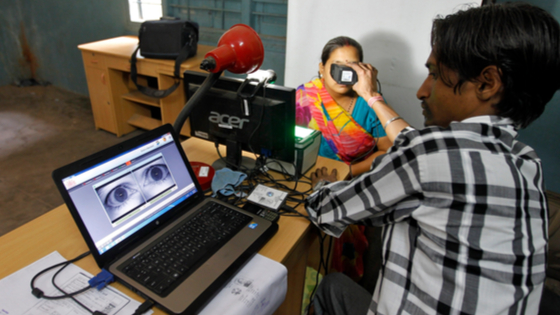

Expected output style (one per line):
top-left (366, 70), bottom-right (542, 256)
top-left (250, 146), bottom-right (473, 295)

top-left (104, 55), bottom-right (131, 72)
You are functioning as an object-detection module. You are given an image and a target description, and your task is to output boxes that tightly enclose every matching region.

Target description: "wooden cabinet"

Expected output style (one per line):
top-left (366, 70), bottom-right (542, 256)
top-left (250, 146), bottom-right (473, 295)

top-left (78, 36), bottom-right (215, 137)
top-left (83, 65), bottom-right (118, 133)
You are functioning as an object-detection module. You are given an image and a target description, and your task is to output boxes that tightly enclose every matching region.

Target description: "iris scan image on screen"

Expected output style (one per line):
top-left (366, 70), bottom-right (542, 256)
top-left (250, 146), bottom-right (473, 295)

top-left (132, 157), bottom-right (175, 201)
top-left (95, 156), bottom-right (177, 224)
top-left (96, 173), bottom-right (144, 223)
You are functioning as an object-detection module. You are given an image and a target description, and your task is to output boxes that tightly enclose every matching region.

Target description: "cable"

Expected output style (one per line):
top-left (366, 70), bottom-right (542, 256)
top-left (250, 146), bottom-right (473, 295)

top-left (214, 140), bottom-right (252, 173)
top-left (31, 251), bottom-right (153, 315)
top-left (214, 77), bottom-right (269, 174)
top-left (212, 151), bottom-right (313, 212)
top-left (51, 262), bottom-right (97, 314)
top-left (30, 251), bottom-right (107, 314)
top-left (246, 82), bottom-right (267, 157)
top-left (31, 251), bottom-right (91, 300)
top-left (174, 71), bottom-right (222, 134)
top-left (304, 229), bottom-right (334, 315)
top-left (134, 299), bottom-right (155, 315)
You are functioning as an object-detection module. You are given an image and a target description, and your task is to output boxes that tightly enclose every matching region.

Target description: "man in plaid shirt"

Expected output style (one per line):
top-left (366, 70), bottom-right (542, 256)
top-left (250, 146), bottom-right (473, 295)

top-left (306, 3), bottom-right (560, 315)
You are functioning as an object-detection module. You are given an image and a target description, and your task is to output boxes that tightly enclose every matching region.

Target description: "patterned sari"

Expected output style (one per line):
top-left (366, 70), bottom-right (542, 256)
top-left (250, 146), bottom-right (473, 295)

top-left (296, 78), bottom-right (376, 163)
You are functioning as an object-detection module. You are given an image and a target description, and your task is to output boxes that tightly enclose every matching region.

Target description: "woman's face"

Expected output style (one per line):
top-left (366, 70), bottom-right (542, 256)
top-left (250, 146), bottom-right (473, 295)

top-left (320, 45), bottom-right (361, 97)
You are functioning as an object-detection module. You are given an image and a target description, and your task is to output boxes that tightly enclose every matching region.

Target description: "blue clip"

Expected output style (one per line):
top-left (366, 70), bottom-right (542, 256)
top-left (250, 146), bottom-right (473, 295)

top-left (88, 268), bottom-right (114, 290)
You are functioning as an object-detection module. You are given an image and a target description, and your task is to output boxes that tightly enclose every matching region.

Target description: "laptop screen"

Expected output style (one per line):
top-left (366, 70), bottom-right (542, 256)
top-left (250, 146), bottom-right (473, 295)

top-left (60, 132), bottom-right (197, 255)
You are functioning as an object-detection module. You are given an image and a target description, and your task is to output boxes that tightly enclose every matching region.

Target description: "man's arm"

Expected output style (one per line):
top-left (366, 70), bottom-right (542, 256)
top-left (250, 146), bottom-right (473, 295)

top-left (349, 135), bottom-right (393, 177)
top-left (349, 150), bottom-right (385, 177)
top-left (305, 129), bottom-right (423, 237)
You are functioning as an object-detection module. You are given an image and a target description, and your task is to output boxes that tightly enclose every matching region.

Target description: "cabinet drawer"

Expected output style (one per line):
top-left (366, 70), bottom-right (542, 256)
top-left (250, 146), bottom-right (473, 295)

top-left (104, 55), bottom-right (131, 72)
top-left (81, 51), bottom-right (105, 69)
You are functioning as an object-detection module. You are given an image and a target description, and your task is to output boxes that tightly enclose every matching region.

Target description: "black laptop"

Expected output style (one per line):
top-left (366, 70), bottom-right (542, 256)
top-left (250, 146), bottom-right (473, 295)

top-left (52, 124), bottom-right (278, 314)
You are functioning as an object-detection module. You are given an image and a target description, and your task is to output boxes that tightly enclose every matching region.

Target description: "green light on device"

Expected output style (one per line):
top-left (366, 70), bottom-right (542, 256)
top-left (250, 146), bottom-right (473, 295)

top-left (295, 126), bottom-right (315, 141)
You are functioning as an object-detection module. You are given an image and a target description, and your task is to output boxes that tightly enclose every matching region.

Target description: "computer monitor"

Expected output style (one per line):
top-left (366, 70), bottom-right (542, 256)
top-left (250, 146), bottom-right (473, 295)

top-left (183, 70), bottom-right (295, 170)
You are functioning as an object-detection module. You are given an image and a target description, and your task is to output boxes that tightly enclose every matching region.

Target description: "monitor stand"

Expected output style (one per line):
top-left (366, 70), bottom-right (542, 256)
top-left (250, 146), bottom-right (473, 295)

top-left (211, 139), bottom-right (257, 171)
top-left (211, 156), bottom-right (257, 171)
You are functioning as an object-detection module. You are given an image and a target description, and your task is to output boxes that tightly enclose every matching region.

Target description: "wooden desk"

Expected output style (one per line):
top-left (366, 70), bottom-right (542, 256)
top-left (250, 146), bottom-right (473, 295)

top-left (0, 137), bottom-right (347, 315)
top-left (78, 36), bottom-right (214, 137)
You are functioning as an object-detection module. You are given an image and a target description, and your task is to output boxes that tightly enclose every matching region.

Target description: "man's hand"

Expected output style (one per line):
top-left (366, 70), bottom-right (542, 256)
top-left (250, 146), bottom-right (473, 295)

top-left (310, 167), bottom-right (338, 188)
top-left (346, 62), bottom-right (380, 101)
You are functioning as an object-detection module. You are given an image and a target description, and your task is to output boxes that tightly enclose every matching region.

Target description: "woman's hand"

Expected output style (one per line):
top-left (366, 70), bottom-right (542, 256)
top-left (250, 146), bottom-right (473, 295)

top-left (346, 62), bottom-right (381, 101)
top-left (346, 63), bottom-right (411, 143)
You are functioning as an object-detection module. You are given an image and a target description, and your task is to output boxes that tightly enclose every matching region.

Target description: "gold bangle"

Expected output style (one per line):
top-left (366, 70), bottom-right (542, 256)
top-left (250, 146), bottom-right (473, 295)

top-left (384, 116), bottom-right (403, 129)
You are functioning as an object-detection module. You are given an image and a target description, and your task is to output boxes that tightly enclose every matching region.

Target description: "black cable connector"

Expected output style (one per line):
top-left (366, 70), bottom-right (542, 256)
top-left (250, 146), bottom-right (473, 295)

top-left (31, 287), bottom-right (44, 298)
top-left (133, 299), bottom-right (155, 315)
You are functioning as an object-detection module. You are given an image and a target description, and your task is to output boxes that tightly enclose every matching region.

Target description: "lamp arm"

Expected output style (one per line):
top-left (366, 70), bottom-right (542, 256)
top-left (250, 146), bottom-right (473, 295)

top-left (173, 71), bottom-right (223, 135)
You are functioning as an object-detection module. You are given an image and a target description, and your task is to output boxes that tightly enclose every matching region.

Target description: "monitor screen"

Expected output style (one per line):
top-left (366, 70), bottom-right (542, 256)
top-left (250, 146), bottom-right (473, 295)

top-left (183, 70), bottom-right (295, 170)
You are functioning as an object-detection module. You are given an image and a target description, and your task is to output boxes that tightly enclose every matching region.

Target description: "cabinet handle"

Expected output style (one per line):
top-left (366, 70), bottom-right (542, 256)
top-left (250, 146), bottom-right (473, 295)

top-left (90, 59), bottom-right (99, 64)
top-left (101, 72), bottom-right (106, 85)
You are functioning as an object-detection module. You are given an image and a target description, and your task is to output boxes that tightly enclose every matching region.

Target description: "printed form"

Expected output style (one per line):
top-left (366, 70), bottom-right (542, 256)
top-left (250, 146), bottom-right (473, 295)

top-left (1, 251), bottom-right (288, 315)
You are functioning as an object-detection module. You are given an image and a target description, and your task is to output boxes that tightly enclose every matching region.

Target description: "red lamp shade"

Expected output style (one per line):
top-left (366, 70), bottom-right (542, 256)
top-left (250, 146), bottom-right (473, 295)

top-left (202, 24), bottom-right (264, 74)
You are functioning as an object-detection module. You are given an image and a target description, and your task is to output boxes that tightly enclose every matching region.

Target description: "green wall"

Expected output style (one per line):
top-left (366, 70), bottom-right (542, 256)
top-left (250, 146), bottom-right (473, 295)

top-left (0, 0), bottom-right (288, 93)
top-left (0, 0), bottom-right (134, 95)
top-left (519, 93), bottom-right (560, 194)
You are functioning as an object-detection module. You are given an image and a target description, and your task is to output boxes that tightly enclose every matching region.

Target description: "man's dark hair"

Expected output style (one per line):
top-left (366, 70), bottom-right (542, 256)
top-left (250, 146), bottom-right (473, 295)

top-left (431, 3), bottom-right (560, 128)
top-left (321, 36), bottom-right (364, 65)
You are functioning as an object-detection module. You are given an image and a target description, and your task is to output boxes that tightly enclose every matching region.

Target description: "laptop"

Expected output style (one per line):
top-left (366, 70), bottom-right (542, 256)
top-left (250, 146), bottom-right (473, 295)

top-left (52, 123), bottom-right (278, 314)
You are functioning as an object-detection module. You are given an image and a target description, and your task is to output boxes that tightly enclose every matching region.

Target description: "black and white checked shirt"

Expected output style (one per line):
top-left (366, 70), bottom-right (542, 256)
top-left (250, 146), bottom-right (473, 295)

top-left (306, 116), bottom-right (548, 315)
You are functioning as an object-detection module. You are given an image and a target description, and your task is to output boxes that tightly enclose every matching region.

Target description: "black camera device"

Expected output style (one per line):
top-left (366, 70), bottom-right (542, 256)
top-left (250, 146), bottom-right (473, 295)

top-left (331, 64), bottom-right (357, 85)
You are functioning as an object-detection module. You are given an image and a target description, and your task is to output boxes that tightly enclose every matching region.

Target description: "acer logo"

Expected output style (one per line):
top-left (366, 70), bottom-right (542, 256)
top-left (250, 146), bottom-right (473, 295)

top-left (209, 111), bottom-right (250, 129)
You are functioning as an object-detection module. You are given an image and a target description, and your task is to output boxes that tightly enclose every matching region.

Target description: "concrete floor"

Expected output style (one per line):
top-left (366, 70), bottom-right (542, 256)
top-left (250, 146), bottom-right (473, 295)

top-left (0, 85), bottom-right (144, 236)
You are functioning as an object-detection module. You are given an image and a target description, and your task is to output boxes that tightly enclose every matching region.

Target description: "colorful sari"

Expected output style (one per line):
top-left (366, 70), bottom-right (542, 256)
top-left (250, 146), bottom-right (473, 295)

top-left (296, 78), bottom-right (378, 164)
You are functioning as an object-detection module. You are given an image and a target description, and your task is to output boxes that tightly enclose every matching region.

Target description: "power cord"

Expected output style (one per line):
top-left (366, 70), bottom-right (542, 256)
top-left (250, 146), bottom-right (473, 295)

top-left (305, 228), bottom-right (334, 315)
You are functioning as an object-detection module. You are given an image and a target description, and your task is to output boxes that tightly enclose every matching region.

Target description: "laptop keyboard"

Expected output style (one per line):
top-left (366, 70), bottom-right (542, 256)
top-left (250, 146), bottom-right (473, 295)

top-left (119, 201), bottom-right (252, 296)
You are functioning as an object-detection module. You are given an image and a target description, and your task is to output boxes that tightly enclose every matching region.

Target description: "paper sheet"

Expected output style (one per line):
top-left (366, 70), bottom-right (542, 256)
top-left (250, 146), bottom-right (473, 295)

top-left (0, 251), bottom-right (152, 315)
top-left (1, 252), bottom-right (287, 315)
top-left (199, 253), bottom-right (288, 315)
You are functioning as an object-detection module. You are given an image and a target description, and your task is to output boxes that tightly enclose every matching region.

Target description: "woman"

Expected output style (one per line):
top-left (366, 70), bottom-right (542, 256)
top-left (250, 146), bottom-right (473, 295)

top-left (296, 36), bottom-right (391, 177)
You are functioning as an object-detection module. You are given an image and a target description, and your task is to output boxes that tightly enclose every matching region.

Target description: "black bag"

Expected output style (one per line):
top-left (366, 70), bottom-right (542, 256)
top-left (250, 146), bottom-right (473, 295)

top-left (130, 18), bottom-right (199, 98)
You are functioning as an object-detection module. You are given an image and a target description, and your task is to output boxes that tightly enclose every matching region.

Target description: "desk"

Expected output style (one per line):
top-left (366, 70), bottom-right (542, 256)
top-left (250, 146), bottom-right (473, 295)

top-left (78, 36), bottom-right (214, 137)
top-left (0, 137), bottom-right (347, 315)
